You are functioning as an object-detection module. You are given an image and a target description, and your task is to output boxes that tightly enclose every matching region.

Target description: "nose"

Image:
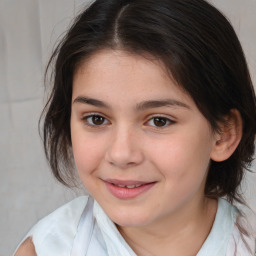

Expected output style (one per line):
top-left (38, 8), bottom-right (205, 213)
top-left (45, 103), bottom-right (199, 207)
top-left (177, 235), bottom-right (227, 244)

top-left (104, 127), bottom-right (144, 168)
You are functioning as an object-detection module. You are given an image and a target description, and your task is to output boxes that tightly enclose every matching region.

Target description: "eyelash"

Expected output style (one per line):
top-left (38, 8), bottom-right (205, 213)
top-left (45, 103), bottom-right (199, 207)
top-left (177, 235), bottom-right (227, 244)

top-left (81, 113), bottom-right (175, 129)
top-left (82, 113), bottom-right (110, 127)
top-left (145, 115), bottom-right (175, 128)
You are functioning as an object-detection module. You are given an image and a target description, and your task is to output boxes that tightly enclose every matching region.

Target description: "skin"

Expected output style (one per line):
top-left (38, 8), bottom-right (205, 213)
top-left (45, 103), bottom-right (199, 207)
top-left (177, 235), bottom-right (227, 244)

top-left (70, 49), bottom-right (222, 255)
top-left (15, 237), bottom-right (36, 256)
top-left (16, 49), bottom-right (242, 255)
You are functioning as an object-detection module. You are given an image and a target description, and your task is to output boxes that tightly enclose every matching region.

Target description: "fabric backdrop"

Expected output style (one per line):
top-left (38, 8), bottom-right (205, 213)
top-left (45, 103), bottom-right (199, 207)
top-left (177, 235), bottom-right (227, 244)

top-left (0, 1), bottom-right (255, 255)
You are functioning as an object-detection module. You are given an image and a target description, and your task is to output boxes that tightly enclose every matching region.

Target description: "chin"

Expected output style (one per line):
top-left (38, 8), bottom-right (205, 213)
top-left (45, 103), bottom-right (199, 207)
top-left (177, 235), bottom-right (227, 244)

top-left (109, 208), bottom-right (155, 228)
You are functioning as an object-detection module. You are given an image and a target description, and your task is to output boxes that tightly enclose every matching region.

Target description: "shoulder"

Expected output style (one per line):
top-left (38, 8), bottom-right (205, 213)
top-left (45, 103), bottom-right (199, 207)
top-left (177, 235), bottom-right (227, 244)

top-left (33, 195), bottom-right (89, 229)
top-left (14, 196), bottom-right (90, 256)
top-left (227, 224), bottom-right (256, 256)
top-left (14, 237), bottom-right (36, 256)
top-left (225, 201), bottom-right (256, 256)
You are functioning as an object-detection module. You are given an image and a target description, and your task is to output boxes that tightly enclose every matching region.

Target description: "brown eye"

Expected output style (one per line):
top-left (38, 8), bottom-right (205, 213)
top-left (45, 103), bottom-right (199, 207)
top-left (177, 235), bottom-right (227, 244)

top-left (153, 117), bottom-right (168, 127)
top-left (84, 115), bottom-right (108, 126)
top-left (92, 115), bottom-right (105, 125)
top-left (146, 116), bottom-right (174, 128)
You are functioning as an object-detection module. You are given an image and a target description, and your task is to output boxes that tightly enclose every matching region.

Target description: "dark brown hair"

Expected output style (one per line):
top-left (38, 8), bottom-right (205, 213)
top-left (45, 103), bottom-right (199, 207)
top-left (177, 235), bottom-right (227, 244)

top-left (42, 0), bottom-right (256, 204)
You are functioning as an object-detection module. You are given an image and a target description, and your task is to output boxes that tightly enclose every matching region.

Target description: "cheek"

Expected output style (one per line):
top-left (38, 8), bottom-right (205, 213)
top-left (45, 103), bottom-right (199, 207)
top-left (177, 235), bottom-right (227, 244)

top-left (73, 140), bottom-right (102, 171)
top-left (148, 130), bottom-right (213, 192)
top-left (72, 136), bottom-right (106, 194)
top-left (151, 136), bottom-right (211, 172)
top-left (71, 124), bottom-right (105, 179)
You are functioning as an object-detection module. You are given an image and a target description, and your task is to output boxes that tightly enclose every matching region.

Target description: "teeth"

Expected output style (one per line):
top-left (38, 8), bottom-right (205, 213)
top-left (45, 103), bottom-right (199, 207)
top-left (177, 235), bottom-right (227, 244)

top-left (126, 185), bottom-right (136, 188)
top-left (116, 184), bottom-right (126, 188)
top-left (115, 184), bottom-right (142, 188)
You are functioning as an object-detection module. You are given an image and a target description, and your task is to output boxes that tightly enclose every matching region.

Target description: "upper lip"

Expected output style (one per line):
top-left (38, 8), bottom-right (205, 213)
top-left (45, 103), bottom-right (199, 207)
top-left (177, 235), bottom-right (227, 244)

top-left (103, 179), bottom-right (155, 186)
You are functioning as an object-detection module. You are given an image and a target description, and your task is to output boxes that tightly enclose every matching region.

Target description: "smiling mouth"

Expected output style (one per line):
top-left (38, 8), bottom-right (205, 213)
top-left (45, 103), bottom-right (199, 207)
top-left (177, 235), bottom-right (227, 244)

top-left (103, 179), bottom-right (156, 199)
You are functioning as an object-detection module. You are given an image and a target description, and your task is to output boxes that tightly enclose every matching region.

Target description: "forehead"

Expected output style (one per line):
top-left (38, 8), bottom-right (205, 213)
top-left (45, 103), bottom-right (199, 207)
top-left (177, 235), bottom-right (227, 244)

top-left (74, 49), bottom-right (170, 82)
top-left (72, 49), bottom-right (193, 106)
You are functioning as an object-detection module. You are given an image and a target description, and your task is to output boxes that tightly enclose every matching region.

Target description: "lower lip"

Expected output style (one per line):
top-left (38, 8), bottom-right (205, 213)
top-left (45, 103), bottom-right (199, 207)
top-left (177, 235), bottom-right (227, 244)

top-left (104, 182), bottom-right (155, 199)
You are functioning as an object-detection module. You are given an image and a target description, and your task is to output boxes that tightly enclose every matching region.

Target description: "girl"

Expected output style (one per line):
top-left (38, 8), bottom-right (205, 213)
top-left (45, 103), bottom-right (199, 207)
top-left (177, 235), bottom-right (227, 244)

top-left (15, 0), bottom-right (256, 255)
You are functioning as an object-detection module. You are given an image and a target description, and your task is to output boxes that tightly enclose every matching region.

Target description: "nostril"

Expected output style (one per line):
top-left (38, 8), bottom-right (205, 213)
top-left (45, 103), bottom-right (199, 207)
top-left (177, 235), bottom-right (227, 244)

top-left (108, 160), bottom-right (137, 168)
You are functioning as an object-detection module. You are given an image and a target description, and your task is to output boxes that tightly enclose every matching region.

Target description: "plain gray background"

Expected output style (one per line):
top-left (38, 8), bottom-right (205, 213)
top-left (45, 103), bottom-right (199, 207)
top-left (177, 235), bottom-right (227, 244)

top-left (0, 1), bottom-right (255, 255)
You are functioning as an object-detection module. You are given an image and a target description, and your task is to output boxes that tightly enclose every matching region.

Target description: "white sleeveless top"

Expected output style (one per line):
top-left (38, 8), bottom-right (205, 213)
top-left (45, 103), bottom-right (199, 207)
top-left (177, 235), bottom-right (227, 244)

top-left (14, 196), bottom-right (255, 256)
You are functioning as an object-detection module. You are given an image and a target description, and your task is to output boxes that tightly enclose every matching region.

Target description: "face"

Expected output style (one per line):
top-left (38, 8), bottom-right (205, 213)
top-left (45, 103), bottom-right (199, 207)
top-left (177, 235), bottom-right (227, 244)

top-left (71, 49), bottom-right (217, 228)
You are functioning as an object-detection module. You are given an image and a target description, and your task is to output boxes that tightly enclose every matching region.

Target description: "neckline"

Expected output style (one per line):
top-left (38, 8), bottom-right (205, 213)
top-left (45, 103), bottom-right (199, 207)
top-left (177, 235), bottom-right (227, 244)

top-left (196, 198), bottom-right (238, 256)
top-left (94, 198), bottom-right (237, 256)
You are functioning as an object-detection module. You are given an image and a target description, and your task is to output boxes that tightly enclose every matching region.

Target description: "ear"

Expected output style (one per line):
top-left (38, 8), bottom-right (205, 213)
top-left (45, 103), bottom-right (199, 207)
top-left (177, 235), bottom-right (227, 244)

top-left (210, 109), bottom-right (243, 162)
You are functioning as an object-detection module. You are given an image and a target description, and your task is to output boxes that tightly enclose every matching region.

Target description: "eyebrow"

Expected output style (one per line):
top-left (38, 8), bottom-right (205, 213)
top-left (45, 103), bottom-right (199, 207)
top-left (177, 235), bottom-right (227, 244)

top-left (73, 96), bottom-right (111, 109)
top-left (136, 99), bottom-right (190, 111)
top-left (73, 96), bottom-right (190, 110)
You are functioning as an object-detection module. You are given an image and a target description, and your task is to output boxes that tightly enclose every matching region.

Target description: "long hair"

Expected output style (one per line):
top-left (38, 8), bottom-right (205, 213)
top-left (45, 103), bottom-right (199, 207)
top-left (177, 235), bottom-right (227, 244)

top-left (42, 0), bottom-right (256, 207)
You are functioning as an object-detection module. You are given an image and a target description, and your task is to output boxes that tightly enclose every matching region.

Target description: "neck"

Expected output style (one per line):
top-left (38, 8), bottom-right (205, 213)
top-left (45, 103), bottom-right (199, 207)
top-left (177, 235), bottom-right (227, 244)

top-left (118, 197), bottom-right (217, 256)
